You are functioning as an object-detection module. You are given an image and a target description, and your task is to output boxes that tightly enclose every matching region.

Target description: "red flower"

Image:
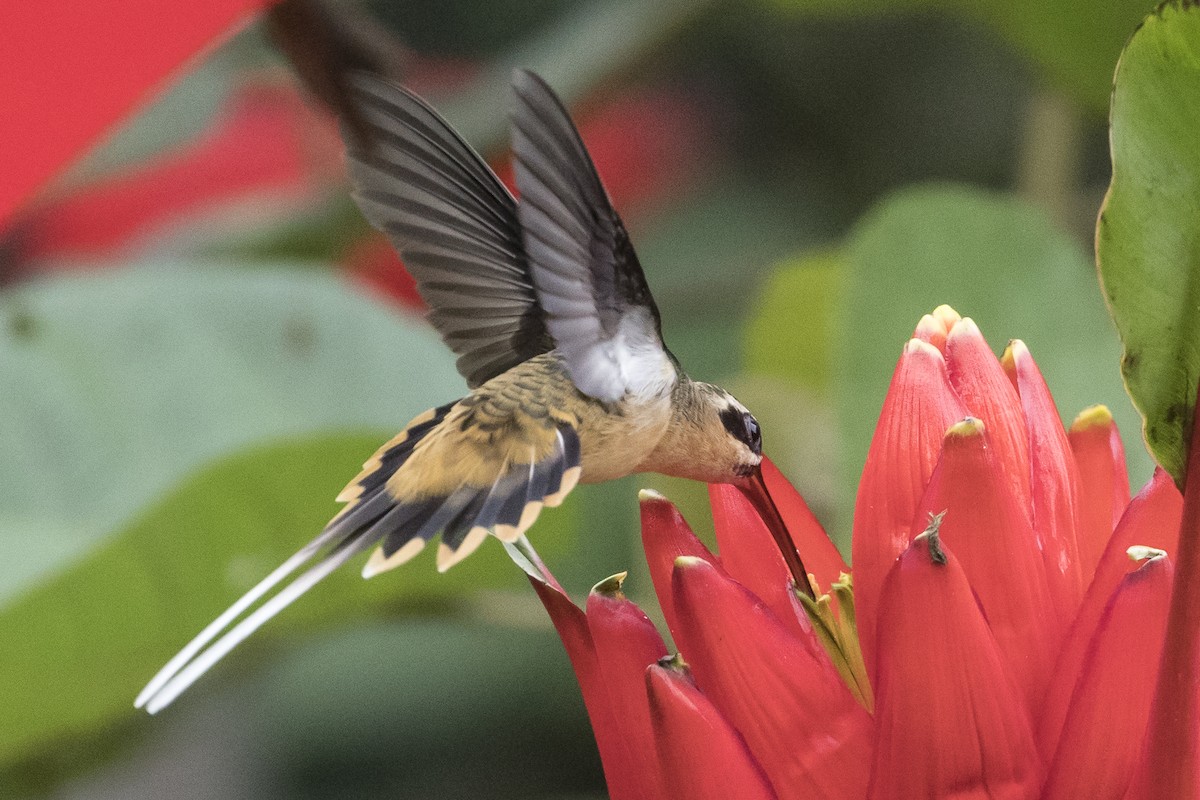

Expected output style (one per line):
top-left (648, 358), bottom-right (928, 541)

top-left (513, 306), bottom-right (1195, 799)
top-left (0, 0), bottom-right (275, 226)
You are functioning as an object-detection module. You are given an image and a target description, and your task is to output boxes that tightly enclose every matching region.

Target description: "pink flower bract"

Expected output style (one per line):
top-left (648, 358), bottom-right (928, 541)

top-left (519, 308), bottom-right (1195, 800)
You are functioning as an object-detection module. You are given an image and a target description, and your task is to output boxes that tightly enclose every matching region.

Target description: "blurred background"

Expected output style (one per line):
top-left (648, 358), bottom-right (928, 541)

top-left (0, 0), bottom-right (1159, 797)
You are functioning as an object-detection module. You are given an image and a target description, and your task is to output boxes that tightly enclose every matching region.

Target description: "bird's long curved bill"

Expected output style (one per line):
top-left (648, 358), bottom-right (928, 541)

top-left (134, 531), bottom-right (372, 714)
top-left (737, 467), bottom-right (814, 600)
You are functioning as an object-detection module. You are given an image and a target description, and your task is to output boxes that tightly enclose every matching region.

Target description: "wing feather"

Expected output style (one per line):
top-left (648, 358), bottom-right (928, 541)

top-left (346, 73), bottom-right (552, 387)
top-left (509, 69), bottom-right (673, 402)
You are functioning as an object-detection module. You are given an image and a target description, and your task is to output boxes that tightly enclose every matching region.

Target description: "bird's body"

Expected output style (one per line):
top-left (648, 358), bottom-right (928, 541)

top-left (137, 69), bottom-right (782, 714)
top-left (347, 348), bottom-right (682, 576)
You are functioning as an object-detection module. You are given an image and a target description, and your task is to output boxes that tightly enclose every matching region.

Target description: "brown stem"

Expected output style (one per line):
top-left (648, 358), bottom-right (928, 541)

top-left (737, 467), bottom-right (814, 600)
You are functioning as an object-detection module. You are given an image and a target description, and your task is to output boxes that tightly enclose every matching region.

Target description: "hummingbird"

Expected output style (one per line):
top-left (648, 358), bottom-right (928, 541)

top-left (136, 69), bottom-right (808, 714)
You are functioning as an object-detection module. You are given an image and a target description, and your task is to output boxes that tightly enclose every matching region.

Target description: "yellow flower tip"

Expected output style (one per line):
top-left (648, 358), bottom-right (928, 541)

top-left (674, 555), bottom-right (707, 570)
top-left (591, 571), bottom-right (629, 597)
top-left (904, 337), bottom-right (944, 360)
top-left (913, 314), bottom-right (948, 350)
top-left (946, 416), bottom-right (985, 438)
top-left (1071, 404), bottom-right (1114, 432)
top-left (915, 313), bottom-right (947, 336)
top-left (1127, 545), bottom-right (1168, 563)
top-left (931, 304), bottom-right (962, 330)
top-left (638, 488), bottom-right (669, 503)
top-left (946, 315), bottom-right (982, 342)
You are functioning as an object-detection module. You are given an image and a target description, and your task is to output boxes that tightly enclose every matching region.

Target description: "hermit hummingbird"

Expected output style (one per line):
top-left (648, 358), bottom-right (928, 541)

top-left (136, 69), bottom-right (808, 713)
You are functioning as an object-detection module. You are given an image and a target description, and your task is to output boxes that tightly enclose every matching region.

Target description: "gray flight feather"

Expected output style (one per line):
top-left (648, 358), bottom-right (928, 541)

top-left (509, 69), bottom-right (670, 403)
top-left (344, 73), bottom-right (552, 388)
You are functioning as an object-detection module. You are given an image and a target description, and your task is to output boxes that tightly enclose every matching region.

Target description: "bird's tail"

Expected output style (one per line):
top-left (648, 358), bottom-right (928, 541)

top-left (136, 401), bottom-right (582, 713)
top-left (136, 401), bottom-right (455, 713)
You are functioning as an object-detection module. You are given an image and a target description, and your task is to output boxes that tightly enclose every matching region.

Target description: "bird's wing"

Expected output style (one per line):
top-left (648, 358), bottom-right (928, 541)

top-left (509, 69), bottom-right (674, 404)
top-left (346, 73), bottom-right (553, 388)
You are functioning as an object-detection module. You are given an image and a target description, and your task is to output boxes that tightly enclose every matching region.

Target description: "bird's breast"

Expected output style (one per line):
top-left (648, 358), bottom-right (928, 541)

top-left (575, 391), bottom-right (674, 484)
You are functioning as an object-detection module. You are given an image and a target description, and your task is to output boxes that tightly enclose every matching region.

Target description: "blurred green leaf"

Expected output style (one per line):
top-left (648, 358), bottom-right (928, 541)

top-left (837, 184), bottom-right (1149, 532)
top-left (638, 172), bottom-right (834, 381)
top-left (743, 251), bottom-right (844, 395)
top-left (765, 0), bottom-right (1154, 113)
top-left (1096, 0), bottom-right (1200, 487)
top-left (0, 264), bottom-right (601, 778)
top-left (0, 433), bottom-right (579, 777)
top-left (0, 265), bottom-right (463, 602)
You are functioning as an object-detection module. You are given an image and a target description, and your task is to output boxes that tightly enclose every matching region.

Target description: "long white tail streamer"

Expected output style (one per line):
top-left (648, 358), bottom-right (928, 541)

top-left (137, 535), bottom-right (371, 714)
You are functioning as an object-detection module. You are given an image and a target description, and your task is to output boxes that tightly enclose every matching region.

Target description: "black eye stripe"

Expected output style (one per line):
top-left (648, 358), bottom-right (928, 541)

top-left (718, 407), bottom-right (763, 455)
top-left (719, 407), bottom-right (746, 439)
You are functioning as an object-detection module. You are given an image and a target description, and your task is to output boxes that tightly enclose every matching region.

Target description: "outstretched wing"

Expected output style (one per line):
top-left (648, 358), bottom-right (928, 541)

top-left (346, 73), bottom-right (553, 387)
top-left (509, 69), bottom-right (674, 403)
top-left (136, 393), bottom-right (582, 714)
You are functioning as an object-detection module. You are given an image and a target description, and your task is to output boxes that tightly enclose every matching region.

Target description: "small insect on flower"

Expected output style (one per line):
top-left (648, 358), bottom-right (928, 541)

top-left (135, 69), bottom-right (806, 713)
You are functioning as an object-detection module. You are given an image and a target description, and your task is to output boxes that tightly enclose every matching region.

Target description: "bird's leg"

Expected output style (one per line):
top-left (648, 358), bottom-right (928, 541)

top-left (736, 468), bottom-right (815, 600)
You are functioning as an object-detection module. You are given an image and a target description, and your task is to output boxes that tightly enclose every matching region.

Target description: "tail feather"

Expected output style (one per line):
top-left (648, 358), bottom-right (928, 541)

top-left (140, 534), bottom-right (373, 714)
top-left (541, 430), bottom-right (569, 500)
top-left (439, 490), bottom-right (490, 551)
top-left (345, 401), bottom-right (456, 500)
top-left (134, 526), bottom-right (341, 711)
top-left (137, 408), bottom-right (583, 713)
top-left (465, 468), bottom-right (527, 537)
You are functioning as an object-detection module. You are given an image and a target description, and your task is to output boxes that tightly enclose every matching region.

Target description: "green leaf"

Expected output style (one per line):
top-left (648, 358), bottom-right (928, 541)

top-left (743, 251), bottom-right (844, 395)
top-left (1096, 0), bottom-right (1200, 486)
top-left (0, 264), bottom-right (488, 768)
top-left (0, 434), bottom-right (579, 776)
top-left (0, 265), bottom-right (464, 603)
top-left (839, 184), bottom-right (1148, 530)
top-left (638, 171), bottom-right (834, 380)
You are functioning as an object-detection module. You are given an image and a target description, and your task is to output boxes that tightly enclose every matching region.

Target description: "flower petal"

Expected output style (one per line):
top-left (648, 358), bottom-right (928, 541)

top-left (760, 456), bottom-right (848, 585)
top-left (639, 489), bottom-right (719, 638)
top-left (525, 573), bottom-right (643, 800)
top-left (912, 417), bottom-right (1058, 711)
top-left (1126, 406), bottom-right (1200, 800)
top-left (1040, 550), bottom-right (1173, 800)
top-left (645, 661), bottom-right (778, 800)
top-left (1002, 339), bottom-right (1085, 622)
top-left (671, 556), bottom-right (872, 800)
top-left (945, 316), bottom-right (1032, 516)
top-left (869, 527), bottom-right (1041, 800)
top-left (707, 481), bottom-right (822, 647)
top-left (586, 575), bottom-right (670, 800)
top-left (0, 0), bottom-right (273, 224)
top-left (852, 337), bottom-right (966, 675)
top-left (913, 307), bottom-right (951, 351)
top-left (1036, 468), bottom-right (1182, 760)
top-left (1068, 405), bottom-right (1131, 578)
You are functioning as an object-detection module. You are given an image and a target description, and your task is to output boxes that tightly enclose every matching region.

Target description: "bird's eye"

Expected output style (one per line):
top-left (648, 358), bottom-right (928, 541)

top-left (743, 413), bottom-right (762, 455)
top-left (719, 406), bottom-right (762, 455)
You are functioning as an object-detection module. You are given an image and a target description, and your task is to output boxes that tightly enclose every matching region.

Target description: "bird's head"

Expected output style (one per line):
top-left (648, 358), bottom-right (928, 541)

top-left (643, 381), bottom-right (813, 597)
top-left (644, 382), bottom-right (763, 484)
top-left (714, 392), bottom-right (764, 479)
